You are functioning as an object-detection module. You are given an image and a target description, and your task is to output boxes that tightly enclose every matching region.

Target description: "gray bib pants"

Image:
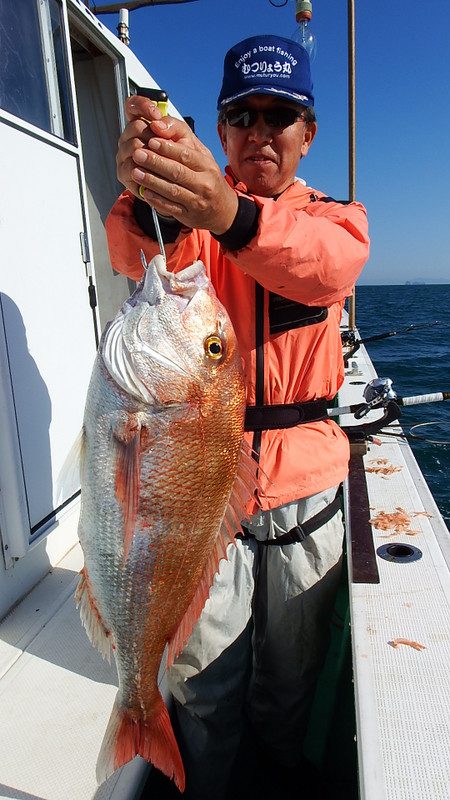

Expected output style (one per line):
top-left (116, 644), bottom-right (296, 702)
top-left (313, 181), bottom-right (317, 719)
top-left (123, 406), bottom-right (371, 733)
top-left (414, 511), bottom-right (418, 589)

top-left (167, 485), bottom-right (344, 799)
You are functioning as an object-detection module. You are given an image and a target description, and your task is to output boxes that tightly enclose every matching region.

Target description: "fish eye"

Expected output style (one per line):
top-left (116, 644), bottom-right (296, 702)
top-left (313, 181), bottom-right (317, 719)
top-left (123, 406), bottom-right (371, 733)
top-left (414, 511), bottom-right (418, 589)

top-left (204, 334), bottom-right (223, 360)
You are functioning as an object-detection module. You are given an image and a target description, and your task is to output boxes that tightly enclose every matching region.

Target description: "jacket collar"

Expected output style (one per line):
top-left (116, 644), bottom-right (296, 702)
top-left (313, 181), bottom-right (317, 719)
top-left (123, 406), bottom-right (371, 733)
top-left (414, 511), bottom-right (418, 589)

top-left (224, 166), bottom-right (310, 200)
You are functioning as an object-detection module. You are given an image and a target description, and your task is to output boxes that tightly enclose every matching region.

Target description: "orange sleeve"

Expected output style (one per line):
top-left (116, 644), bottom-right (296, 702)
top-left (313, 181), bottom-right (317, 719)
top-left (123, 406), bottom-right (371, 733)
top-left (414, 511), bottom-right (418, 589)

top-left (105, 191), bottom-right (156, 281)
top-left (105, 191), bottom-right (206, 279)
top-left (225, 195), bottom-right (370, 307)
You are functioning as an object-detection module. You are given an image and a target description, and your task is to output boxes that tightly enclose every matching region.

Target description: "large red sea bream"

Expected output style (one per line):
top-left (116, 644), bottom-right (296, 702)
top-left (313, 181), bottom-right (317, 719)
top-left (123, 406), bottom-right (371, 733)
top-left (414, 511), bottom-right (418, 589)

top-left (74, 255), bottom-right (254, 791)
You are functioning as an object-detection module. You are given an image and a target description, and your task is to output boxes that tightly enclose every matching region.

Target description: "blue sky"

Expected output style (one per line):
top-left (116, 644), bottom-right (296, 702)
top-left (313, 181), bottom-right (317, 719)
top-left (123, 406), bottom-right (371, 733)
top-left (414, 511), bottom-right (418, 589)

top-left (98, 0), bottom-right (449, 286)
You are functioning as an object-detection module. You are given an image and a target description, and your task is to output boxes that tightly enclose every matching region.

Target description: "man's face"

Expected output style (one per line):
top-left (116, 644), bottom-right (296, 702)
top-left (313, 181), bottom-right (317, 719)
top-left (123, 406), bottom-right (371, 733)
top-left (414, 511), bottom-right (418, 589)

top-left (218, 95), bottom-right (317, 197)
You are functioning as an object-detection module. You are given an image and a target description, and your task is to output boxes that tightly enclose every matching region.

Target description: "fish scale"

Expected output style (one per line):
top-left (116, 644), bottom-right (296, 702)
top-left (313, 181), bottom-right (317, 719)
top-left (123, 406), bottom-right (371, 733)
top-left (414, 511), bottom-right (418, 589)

top-left (75, 255), bottom-right (255, 792)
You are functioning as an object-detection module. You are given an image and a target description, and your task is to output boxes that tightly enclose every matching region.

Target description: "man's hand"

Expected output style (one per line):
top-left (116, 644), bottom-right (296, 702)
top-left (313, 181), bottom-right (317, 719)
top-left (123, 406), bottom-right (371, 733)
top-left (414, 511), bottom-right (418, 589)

top-left (116, 95), bottom-right (238, 235)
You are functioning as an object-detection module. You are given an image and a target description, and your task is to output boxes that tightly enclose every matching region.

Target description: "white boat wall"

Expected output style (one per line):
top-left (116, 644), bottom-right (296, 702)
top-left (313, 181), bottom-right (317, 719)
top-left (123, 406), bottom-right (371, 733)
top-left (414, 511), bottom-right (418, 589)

top-left (0, 2), bottom-right (448, 799)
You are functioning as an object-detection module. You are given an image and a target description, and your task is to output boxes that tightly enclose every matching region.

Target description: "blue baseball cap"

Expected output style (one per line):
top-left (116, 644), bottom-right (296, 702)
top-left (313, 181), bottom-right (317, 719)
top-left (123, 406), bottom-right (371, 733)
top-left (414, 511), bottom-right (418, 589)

top-left (217, 34), bottom-right (314, 110)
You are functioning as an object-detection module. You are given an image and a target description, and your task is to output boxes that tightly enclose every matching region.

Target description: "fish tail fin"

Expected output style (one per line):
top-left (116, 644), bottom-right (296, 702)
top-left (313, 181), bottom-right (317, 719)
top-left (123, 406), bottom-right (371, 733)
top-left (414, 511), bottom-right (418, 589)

top-left (96, 694), bottom-right (185, 792)
top-left (138, 694), bottom-right (185, 791)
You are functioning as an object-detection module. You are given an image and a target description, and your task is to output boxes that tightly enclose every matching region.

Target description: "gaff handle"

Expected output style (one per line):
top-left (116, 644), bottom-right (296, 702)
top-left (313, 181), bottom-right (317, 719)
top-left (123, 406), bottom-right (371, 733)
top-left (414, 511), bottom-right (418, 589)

top-left (135, 86), bottom-right (169, 116)
top-left (342, 400), bottom-right (402, 440)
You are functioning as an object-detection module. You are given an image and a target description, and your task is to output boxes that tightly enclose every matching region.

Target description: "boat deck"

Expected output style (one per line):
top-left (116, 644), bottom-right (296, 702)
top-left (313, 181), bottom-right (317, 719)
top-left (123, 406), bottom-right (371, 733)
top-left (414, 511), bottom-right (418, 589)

top-left (0, 538), bottom-right (150, 800)
top-left (340, 341), bottom-right (450, 800)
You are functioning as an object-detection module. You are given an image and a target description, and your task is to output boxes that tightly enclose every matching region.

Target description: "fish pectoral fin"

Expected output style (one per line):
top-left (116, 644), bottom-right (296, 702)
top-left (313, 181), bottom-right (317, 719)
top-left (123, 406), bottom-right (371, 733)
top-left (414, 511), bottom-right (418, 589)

top-left (113, 416), bottom-right (143, 560)
top-left (96, 693), bottom-right (185, 791)
top-left (167, 532), bottom-right (233, 667)
top-left (166, 444), bottom-right (261, 667)
top-left (75, 567), bottom-right (113, 661)
top-left (223, 441), bottom-right (261, 536)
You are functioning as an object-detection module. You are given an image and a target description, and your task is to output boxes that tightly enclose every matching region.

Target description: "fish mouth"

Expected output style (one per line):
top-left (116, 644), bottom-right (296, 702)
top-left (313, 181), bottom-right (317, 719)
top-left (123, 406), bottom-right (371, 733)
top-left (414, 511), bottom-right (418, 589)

top-left (141, 254), bottom-right (210, 307)
top-left (121, 255), bottom-right (211, 314)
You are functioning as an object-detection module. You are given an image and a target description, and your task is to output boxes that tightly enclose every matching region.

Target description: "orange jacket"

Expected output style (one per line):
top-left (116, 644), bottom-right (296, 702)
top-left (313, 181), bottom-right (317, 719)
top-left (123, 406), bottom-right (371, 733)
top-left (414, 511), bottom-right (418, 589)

top-left (106, 173), bottom-right (369, 510)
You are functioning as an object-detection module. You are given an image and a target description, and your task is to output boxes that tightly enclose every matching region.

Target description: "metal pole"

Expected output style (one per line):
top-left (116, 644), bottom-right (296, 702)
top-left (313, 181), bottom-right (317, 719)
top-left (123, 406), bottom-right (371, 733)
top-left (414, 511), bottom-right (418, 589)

top-left (347, 0), bottom-right (357, 330)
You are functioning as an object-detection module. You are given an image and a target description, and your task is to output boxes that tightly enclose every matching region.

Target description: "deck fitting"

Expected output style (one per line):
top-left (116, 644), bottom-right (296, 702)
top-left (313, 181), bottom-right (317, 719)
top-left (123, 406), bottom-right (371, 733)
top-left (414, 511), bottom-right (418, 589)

top-left (376, 543), bottom-right (423, 563)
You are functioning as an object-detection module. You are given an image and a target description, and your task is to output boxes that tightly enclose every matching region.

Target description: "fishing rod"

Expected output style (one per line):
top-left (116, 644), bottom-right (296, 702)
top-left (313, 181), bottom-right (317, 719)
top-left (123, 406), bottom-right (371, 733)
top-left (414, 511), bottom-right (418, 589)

top-left (329, 377), bottom-right (450, 444)
top-left (342, 321), bottom-right (440, 365)
top-left (329, 378), bottom-right (450, 419)
top-left (245, 378), bottom-right (450, 441)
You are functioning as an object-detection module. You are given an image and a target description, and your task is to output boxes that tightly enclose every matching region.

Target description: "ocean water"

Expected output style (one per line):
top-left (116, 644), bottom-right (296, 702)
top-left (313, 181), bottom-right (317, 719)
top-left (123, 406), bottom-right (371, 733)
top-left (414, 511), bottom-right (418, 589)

top-left (350, 284), bottom-right (450, 531)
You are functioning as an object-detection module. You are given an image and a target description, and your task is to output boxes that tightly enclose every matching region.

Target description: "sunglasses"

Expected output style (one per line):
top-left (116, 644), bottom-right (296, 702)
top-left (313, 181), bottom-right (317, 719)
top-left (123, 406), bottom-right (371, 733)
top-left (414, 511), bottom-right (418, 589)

top-left (223, 106), bottom-right (305, 130)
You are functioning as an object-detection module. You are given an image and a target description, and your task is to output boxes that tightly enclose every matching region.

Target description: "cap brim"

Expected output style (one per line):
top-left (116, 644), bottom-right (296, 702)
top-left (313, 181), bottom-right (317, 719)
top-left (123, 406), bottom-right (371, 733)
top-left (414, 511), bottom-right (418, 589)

top-left (219, 86), bottom-right (314, 109)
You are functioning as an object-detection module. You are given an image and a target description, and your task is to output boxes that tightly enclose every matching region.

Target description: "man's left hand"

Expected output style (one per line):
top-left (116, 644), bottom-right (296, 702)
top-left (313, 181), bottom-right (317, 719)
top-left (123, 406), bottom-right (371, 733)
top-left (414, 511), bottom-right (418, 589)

top-left (131, 115), bottom-right (238, 235)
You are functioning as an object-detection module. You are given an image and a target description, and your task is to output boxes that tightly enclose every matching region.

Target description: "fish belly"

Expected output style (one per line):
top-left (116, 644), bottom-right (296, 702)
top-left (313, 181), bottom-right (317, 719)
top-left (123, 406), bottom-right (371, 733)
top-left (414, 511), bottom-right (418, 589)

top-left (77, 360), bottom-right (243, 790)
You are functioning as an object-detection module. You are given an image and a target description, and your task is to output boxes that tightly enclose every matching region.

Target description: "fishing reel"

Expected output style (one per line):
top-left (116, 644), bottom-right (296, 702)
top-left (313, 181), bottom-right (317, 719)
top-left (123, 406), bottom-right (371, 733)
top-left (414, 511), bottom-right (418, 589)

top-left (343, 377), bottom-right (450, 450)
top-left (341, 329), bottom-right (357, 347)
top-left (355, 378), bottom-right (398, 419)
top-left (342, 330), bottom-right (360, 364)
top-left (343, 378), bottom-right (402, 453)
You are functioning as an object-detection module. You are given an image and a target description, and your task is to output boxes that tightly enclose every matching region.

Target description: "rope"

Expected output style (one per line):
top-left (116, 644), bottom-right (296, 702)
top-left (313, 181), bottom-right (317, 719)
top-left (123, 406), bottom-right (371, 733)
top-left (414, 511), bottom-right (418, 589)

top-left (408, 421), bottom-right (450, 445)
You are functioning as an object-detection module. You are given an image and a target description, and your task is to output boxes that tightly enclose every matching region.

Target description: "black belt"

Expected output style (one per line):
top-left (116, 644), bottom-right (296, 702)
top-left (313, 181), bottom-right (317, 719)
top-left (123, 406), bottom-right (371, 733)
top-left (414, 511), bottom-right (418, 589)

top-left (238, 488), bottom-right (342, 546)
top-left (245, 398), bottom-right (330, 432)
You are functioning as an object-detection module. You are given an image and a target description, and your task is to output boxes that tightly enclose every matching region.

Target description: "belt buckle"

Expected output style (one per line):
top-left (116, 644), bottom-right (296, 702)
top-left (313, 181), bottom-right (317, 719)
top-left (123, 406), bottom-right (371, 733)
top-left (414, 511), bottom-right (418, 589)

top-left (291, 523), bottom-right (308, 543)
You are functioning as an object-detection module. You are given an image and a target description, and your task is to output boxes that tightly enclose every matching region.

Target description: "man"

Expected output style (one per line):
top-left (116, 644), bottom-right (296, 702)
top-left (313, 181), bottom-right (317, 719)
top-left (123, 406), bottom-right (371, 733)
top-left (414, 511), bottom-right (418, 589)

top-left (106, 34), bottom-right (369, 799)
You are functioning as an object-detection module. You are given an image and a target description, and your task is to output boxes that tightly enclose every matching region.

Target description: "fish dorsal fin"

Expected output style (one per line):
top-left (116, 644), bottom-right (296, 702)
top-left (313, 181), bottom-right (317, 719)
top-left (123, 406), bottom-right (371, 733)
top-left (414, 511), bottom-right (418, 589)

top-left (222, 441), bottom-right (260, 537)
top-left (166, 530), bottom-right (235, 668)
top-left (166, 442), bottom-right (259, 666)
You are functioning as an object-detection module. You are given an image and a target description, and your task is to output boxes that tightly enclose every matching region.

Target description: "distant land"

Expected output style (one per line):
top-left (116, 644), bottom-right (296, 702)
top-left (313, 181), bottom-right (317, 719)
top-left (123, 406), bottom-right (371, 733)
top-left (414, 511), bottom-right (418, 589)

top-left (358, 279), bottom-right (450, 286)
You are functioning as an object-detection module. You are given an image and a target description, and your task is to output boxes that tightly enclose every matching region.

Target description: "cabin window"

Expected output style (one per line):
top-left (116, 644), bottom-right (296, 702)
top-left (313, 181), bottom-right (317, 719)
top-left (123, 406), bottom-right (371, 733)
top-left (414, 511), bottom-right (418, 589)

top-left (0, 0), bottom-right (75, 143)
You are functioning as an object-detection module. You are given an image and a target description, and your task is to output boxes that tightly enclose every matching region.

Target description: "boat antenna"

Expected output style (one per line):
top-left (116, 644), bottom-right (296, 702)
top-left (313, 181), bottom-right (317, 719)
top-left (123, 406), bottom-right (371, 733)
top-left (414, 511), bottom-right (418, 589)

top-left (91, 1), bottom-right (200, 44)
top-left (117, 9), bottom-right (130, 45)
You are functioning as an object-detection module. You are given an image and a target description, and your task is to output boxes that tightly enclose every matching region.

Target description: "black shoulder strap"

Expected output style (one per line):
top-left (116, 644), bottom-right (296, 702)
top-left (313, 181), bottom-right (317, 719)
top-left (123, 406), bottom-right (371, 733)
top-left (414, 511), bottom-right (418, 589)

top-left (309, 193), bottom-right (352, 206)
top-left (252, 282), bottom-right (265, 463)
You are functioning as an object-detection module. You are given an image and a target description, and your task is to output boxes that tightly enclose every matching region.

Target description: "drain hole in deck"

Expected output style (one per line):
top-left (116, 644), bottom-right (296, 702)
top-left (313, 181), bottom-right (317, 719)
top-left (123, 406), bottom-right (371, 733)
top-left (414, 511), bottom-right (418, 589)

top-left (377, 543), bottom-right (423, 563)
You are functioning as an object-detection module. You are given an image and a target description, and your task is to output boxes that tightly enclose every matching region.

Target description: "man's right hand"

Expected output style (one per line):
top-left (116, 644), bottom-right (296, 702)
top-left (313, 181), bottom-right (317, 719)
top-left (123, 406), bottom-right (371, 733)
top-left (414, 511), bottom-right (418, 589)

top-left (116, 95), bottom-right (200, 197)
top-left (116, 95), bottom-right (238, 236)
